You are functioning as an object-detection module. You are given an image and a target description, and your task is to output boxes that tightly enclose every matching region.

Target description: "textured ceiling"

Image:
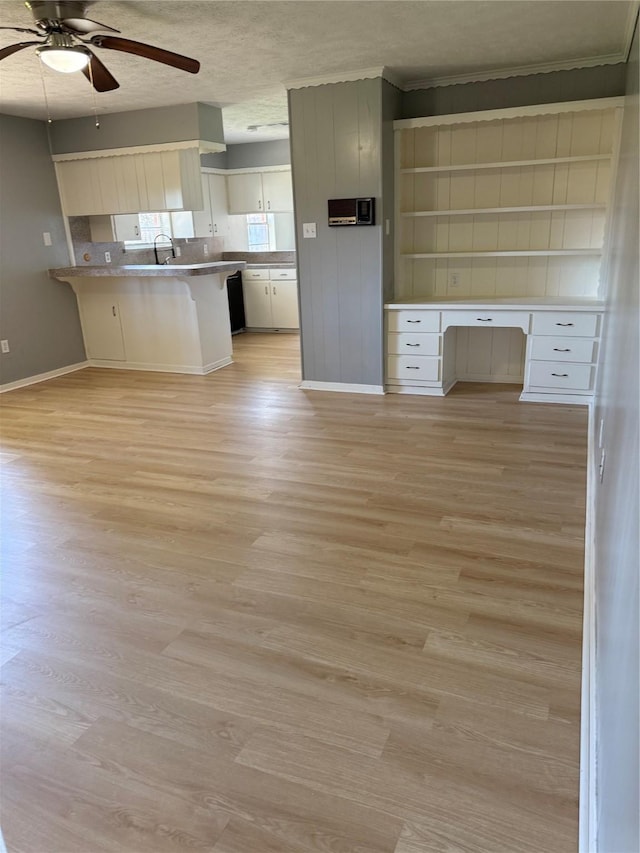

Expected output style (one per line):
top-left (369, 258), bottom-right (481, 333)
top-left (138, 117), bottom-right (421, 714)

top-left (0, 0), bottom-right (635, 143)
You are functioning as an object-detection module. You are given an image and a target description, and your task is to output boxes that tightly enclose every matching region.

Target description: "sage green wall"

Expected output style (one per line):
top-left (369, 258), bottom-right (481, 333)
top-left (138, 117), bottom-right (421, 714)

top-left (0, 114), bottom-right (85, 385)
top-left (593, 23), bottom-right (639, 853)
top-left (402, 63), bottom-right (626, 118)
top-left (49, 102), bottom-right (223, 154)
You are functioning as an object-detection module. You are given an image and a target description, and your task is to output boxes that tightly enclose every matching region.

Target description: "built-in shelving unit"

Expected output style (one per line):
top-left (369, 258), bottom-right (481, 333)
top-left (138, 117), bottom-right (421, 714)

top-left (394, 98), bottom-right (623, 302)
top-left (390, 98), bottom-right (623, 393)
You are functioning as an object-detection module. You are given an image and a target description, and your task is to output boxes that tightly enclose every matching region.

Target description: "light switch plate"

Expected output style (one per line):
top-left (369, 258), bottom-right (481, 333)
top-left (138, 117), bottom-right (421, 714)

top-left (303, 223), bottom-right (317, 238)
top-left (43, 232), bottom-right (52, 246)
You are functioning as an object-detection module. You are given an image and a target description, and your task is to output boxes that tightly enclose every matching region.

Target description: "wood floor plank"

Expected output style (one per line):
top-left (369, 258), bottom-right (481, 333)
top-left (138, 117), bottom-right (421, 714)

top-left (1, 333), bottom-right (588, 852)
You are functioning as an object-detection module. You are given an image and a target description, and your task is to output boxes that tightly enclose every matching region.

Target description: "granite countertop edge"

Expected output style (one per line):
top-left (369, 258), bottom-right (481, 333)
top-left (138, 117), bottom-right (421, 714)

top-left (49, 261), bottom-right (247, 279)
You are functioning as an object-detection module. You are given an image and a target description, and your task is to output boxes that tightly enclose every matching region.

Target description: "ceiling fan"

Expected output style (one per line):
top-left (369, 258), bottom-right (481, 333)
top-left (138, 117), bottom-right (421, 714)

top-left (0, 1), bottom-right (200, 92)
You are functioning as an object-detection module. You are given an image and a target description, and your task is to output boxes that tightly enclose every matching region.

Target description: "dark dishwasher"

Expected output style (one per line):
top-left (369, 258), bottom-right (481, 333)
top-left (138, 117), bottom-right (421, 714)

top-left (226, 271), bottom-right (245, 334)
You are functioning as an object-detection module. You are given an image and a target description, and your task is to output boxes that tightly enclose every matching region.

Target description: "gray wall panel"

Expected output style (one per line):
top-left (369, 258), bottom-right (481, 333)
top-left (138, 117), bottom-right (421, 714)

top-left (382, 80), bottom-right (403, 303)
top-left (0, 115), bottom-right (86, 385)
top-left (593, 24), bottom-right (640, 853)
top-left (290, 78), bottom-right (385, 388)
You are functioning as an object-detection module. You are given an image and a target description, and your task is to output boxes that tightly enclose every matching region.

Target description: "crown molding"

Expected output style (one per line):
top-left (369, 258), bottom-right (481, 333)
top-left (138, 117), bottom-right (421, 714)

top-left (285, 66), bottom-right (403, 91)
top-left (403, 54), bottom-right (627, 90)
top-left (51, 140), bottom-right (225, 161)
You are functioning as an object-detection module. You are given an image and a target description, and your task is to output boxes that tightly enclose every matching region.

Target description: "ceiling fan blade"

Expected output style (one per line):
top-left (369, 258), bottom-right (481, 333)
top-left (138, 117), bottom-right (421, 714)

top-left (0, 26), bottom-right (42, 35)
top-left (0, 41), bottom-right (42, 60)
top-left (62, 17), bottom-right (120, 34)
top-left (81, 47), bottom-right (119, 91)
top-left (89, 35), bottom-right (200, 74)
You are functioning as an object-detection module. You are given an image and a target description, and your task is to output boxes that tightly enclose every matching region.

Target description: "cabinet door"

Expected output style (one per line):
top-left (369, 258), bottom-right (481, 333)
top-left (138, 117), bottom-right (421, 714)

top-left (78, 294), bottom-right (126, 360)
top-left (113, 214), bottom-right (141, 241)
top-left (56, 160), bottom-right (100, 216)
top-left (192, 172), bottom-right (213, 237)
top-left (262, 171), bottom-right (293, 212)
top-left (208, 174), bottom-right (229, 238)
top-left (270, 280), bottom-right (299, 328)
top-left (227, 173), bottom-right (264, 213)
top-left (242, 280), bottom-right (273, 327)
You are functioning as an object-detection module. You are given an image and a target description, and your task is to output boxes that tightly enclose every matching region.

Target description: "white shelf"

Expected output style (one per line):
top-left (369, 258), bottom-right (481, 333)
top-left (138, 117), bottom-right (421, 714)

top-left (400, 154), bottom-right (611, 175)
top-left (401, 203), bottom-right (607, 218)
top-left (402, 249), bottom-right (603, 259)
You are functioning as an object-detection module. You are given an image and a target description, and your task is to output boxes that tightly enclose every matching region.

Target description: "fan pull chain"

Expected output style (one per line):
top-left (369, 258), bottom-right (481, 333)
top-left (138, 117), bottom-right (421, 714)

top-left (38, 60), bottom-right (52, 124)
top-left (87, 58), bottom-right (100, 128)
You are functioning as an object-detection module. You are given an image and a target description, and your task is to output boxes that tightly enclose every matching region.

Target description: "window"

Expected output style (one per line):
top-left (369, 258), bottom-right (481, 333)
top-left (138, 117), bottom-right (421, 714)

top-left (120, 211), bottom-right (194, 247)
top-left (137, 212), bottom-right (173, 243)
top-left (246, 213), bottom-right (275, 251)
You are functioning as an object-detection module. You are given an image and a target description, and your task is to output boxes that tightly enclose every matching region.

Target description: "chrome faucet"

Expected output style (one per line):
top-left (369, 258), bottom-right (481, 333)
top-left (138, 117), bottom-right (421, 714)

top-left (153, 233), bottom-right (176, 265)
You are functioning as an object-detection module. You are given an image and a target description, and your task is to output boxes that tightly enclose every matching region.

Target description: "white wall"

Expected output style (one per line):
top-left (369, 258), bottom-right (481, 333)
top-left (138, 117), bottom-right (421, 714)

top-left (593, 21), bottom-right (639, 853)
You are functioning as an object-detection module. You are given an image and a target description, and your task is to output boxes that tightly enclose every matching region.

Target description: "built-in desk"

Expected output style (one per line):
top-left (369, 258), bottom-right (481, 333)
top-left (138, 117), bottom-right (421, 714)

top-left (385, 297), bottom-right (604, 405)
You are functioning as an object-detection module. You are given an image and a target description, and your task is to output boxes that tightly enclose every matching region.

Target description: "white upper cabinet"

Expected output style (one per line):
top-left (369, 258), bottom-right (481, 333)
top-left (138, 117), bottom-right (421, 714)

top-left (55, 148), bottom-right (203, 216)
top-left (193, 172), bottom-right (230, 239)
top-left (227, 169), bottom-right (293, 214)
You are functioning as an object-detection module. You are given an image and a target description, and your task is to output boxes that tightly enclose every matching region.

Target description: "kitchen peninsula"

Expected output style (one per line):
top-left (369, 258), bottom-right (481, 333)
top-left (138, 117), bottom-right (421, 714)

top-left (50, 261), bottom-right (245, 375)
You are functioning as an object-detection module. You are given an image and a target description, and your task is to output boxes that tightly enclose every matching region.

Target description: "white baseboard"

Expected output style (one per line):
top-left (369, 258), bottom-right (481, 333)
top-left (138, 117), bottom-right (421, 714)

top-left (86, 357), bottom-right (233, 375)
top-left (0, 360), bottom-right (89, 393)
top-left (456, 372), bottom-right (524, 383)
top-left (520, 391), bottom-right (591, 406)
top-left (299, 381), bottom-right (385, 395)
top-left (580, 402), bottom-right (598, 853)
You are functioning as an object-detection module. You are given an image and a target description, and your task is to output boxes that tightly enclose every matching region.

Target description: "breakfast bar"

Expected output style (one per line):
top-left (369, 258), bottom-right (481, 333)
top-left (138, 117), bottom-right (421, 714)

top-left (50, 261), bottom-right (245, 375)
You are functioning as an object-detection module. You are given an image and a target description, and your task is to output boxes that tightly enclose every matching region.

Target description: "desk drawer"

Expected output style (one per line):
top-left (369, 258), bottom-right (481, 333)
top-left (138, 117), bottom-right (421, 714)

top-left (528, 361), bottom-right (594, 391)
top-left (388, 333), bottom-right (440, 356)
top-left (531, 312), bottom-right (599, 337)
top-left (529, 336), bottom-right (597, 363)
top-left (441, 310), bottom-right (530, 332)
top-left (387, 310), bottom-right (440, 333)
top-left (387, 355), bottom-right (440, 381)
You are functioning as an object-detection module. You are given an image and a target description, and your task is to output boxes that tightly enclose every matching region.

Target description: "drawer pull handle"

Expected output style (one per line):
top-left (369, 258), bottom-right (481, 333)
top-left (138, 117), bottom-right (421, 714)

top-left (553, 348), bottom-right (571, 352)
top-left (476, 318), bottom-right (493, 322)
top-left (406, 343), bottom-right (421, 347)
top-left (551, 373), bottom-right (569, 377)
top-left (556, 322), bottom-right (574, 327)
top-left (406, 319), bottom-right (421, 324)
top-left (405, 366), bottom-right (421, 370)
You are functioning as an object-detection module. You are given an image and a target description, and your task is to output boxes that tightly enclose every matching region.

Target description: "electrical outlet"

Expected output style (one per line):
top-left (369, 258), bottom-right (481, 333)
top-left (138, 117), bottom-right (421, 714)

top-left (43, 232), bottom-right (52, 246)
top-left (1, 339), bottom-right (9, 354)
top-left (450, 272), bottom-right (460, 287)
top-left (203, 244), bottom-right (209, 256)
top-left (175, 246), bottom-right (182, 257)
top-left (104, 251), bottom-right (111, 263)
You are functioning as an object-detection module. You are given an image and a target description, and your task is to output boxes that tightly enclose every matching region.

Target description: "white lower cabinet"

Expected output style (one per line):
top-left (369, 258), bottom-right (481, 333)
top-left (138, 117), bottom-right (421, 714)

top-left (385, 303), bottom-right (603, 404)
top-left (77, 293), bottom-right (126, 360)
top-left (242, 269), bottom-right (299, 330)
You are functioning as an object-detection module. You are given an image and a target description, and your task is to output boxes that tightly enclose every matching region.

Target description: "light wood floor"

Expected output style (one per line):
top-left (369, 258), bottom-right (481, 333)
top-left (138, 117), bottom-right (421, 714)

top-left (1, 333), bottom-right (588, 853)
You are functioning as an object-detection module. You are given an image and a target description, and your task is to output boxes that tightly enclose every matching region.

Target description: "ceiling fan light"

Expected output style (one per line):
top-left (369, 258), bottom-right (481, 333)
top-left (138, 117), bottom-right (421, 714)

top-left (38, 45), bottom-right (90, 73)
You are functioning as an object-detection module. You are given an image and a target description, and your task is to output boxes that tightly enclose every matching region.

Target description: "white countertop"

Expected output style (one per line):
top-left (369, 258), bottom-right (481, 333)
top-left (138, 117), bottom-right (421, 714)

top-left (385, 296), bottom-right (605, 311)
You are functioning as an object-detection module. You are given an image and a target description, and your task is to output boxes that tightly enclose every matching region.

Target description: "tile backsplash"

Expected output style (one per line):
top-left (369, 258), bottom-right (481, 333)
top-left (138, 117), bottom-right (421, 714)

top-left (67, 217), bottom-right (295, 267)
